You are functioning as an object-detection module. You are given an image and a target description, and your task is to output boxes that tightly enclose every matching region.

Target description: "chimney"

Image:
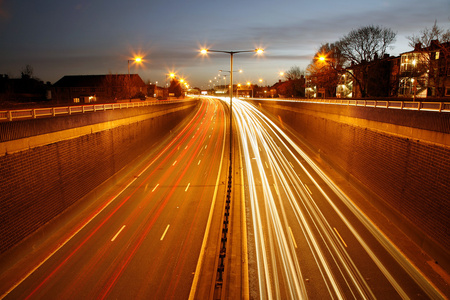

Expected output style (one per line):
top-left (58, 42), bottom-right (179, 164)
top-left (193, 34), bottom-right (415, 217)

top-left (414, 42), bottom-right (422, 51)
top-left (430, 39), bottom-right (439, 49)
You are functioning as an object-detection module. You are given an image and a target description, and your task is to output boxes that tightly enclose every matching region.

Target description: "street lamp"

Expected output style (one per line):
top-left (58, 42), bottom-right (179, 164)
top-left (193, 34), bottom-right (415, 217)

top-left (127, 57), bottom-right (142, 100)
top-left (200, 48), bottom-right (264, 161)
top-left (247, 81), bottom-right (253, 98)
top-left (128, 57), bottom-right (142, 76)
top-left (219, 69), bottom-right (242, 97)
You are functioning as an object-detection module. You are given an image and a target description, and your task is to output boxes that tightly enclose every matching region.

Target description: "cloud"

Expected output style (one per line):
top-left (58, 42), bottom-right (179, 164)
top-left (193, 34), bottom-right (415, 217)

top-left (0, 0), bottom-right (11, 22)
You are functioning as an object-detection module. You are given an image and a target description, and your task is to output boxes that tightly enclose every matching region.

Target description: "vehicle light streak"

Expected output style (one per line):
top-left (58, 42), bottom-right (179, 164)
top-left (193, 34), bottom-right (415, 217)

top-left (99, 99), bottom-right (225, 299)
top-left (333, 228), bottom-right (347, 248)
top-left (229, 97), bottom-right (442, 299)
top-left (4, 98), bottom-right (227, 299)
top-left (231, 98), bottom-right (379, 299)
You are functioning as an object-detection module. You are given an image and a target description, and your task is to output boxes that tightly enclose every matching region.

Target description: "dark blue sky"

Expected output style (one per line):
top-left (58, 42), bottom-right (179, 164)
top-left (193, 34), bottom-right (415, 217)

top-left (0, 0), bottom-right (449, 88)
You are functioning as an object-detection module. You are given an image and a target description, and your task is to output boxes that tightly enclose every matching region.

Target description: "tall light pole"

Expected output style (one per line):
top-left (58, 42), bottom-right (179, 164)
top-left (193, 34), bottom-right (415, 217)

top-left (127, 57), bottom-right (142, 100)
top-left (247, 81), bottom-right (253, 98)
top-left (200, 48), bottom-right (263, 161)
top-left (219, 69), bottom-right (242, 97)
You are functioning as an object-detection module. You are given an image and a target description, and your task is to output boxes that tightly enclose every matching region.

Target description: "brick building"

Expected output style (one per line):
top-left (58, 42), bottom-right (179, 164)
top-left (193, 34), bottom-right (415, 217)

top-left (52, 74), bottom-right (147, 104)
top-left (308, 40), bottom-right (449, 99)
top-left (399, 40), bottom-right (450, 98)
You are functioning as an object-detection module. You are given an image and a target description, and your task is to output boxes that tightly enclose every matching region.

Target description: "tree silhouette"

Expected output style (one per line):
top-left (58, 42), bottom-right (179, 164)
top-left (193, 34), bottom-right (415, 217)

top-left (168, 78), bottom-right (182, 98)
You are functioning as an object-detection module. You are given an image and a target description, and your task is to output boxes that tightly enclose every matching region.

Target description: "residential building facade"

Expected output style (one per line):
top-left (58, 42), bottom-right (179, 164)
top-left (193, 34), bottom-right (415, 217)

top-left (52, 74), bottom-right (147, 104)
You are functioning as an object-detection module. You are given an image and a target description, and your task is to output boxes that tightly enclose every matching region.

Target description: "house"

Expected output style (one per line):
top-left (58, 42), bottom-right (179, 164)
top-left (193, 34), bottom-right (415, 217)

top-left (343, 54), bottom-right (400, 98)
top-left (0, 74), bottom-right (50, 104)
top-left (398, 40), bottom-right (450, 98)
top-left (52, 74), bottom-right (147, 104)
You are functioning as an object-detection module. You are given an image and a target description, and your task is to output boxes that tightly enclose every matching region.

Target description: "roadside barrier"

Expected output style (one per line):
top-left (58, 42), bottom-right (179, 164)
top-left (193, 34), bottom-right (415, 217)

top-left (0, 99), bottom-right (194, 122)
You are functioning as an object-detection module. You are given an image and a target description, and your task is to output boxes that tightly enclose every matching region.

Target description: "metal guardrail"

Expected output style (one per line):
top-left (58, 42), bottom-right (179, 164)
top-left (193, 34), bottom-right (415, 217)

top-left (0, 99), bottom-right (193, 122)
top-left (253, 98), bottom-right (450, 113)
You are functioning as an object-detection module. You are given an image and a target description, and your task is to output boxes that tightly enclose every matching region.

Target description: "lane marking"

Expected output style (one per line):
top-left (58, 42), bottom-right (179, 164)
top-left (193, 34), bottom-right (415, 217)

top-left (265, 161), bottom-right (269, 168)
top-left (185, 145), bottom-right (188, 150)
top-left (111, 225), bottom-right (126, 242)
top-left (198, 160), bottom-right (201, 165)
top-left (160, 224), bottom-right (170, 241)
top-left (305, 184), bottom-right (312, 195)
top-left (172, 160), bottom-right (177, 166)
top-left (273, 183), bottom-right (279, 195)
top-left (0, 101), bottom-right (207, 300)
top-left (185, 183), bottom-right (190, 192)
top-left (333, 227), bottom-right (348, 248)
top-left (152, 184), bottom-right (159, 192)
top-left (288, 226), bottom-right (298, 248)
top-left (189, 103), bottom-right (227, 299)
top-left (204, 145), bottom-right (207, 149)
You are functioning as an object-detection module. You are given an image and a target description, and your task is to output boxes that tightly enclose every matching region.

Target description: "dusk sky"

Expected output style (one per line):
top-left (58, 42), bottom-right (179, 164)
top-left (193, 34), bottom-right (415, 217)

top-left (0, 0), bottom-right (449, 88)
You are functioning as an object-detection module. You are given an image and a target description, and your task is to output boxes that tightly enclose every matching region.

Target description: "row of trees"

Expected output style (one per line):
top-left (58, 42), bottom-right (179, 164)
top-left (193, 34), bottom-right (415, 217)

top-left (281, 21), bottom-right (450, 98)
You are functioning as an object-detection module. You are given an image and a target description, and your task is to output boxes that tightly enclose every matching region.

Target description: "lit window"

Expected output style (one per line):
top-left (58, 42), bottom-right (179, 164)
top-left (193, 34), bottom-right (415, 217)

top-left (73, 97), bottom-right (80, 103)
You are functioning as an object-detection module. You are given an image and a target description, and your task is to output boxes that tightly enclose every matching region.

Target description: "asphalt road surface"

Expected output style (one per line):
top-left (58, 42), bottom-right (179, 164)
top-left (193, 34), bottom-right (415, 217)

top-left (0, 97), bottom-right (227, 299)
top-left (0, 96), bottom-right (447, 299)
top-left (231, 98), bottom-right (444, 299)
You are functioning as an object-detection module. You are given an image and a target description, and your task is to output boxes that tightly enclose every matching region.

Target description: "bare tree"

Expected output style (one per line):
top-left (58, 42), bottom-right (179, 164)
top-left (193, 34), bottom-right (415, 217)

top-left (283, 66), bottom-right (304, 81)
top-left (21, 65), bottom-right (34, 79)
top-left (336, 25), bottom-right (396, 97)
top-left (306, 43), bottom-right (342, 97)
top-left (338, 25), bottom-right (396, 65)
top-left (407, 20), bottom-right (450, 48)
top-left (406, 21), bottom-right (450, 97)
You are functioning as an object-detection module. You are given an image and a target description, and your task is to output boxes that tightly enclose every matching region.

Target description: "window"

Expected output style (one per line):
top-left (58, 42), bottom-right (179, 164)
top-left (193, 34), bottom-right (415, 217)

top-left (73, 97), bottom-right (80, 103)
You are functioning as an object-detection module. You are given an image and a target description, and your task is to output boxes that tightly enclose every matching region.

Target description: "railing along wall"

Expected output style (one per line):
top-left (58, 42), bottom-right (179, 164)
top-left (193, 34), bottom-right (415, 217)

top-left (0, 99), bottom-right (192, 122)
top-left (252, 98), bottom-right (450, 113)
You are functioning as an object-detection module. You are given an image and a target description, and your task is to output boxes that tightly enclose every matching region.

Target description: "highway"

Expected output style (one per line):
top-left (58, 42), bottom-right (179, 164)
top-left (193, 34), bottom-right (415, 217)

top-left (0, 96), bottom-right (446, 299)
top-left (231, 98), bottom-right (444, 299)
top-left (0, 97), bottom-right (228, 299)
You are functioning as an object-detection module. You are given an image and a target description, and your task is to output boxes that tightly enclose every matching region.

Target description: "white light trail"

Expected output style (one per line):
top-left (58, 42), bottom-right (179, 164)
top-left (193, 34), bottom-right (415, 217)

top-left (232, 98), bottom-right (379, 299)
top-left (212, 96), bottom-right (437, 298)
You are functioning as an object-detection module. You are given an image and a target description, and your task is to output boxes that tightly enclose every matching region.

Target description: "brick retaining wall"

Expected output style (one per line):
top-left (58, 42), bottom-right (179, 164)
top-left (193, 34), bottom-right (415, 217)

top-left (0, 102), bottom-right (198, 253)
top-left (249, 100), bottom-right (450, 266)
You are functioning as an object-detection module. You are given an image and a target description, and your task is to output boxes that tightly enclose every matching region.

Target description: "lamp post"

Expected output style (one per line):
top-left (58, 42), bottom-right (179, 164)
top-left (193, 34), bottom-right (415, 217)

top-left (127, 57), bottom-right (142, 101)
top-left (247, 82), bottom-right (253, 98)
top-left (219, 69), bottom-right (242, 97)
top-left (201, 48), bottom-right (263, 162)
